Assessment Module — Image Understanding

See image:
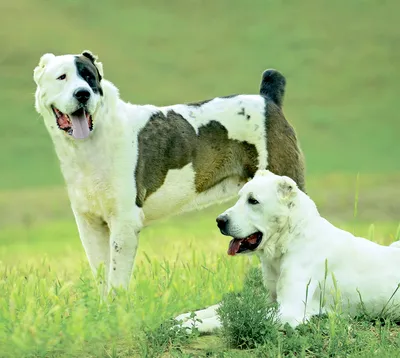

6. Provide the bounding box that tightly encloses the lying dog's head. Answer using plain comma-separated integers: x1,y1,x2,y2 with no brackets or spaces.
33,50,104,139
216,170,298,256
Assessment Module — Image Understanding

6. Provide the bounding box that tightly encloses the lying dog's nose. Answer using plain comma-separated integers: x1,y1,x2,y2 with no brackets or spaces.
74,88,91,104
216,215,228,231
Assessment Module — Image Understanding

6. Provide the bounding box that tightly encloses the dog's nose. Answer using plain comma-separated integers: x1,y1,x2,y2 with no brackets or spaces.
74,88,91,104
216,214,228,231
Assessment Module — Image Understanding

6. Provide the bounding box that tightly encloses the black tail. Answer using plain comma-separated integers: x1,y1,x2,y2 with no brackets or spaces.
259,69,286,108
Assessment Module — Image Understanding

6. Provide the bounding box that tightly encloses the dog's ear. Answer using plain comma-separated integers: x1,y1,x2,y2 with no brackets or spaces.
33,53,55,84
81,50,104,79
277,176,297,202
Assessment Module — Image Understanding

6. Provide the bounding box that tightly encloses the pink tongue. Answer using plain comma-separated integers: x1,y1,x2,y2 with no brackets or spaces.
228,239,243,256
70,109,90,139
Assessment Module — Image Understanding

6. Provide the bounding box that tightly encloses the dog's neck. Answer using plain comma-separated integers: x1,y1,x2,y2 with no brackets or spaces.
259,191,320,261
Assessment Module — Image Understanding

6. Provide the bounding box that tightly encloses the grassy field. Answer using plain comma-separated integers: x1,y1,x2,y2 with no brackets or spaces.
1,213,400,357
1,0,400,356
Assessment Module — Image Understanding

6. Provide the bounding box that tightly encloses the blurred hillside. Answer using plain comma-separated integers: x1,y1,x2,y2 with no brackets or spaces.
0,0,399,191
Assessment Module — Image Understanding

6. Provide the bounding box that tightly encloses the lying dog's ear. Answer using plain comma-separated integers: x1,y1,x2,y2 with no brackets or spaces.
33,53,56,84
81,50,104,79
277,176,297,202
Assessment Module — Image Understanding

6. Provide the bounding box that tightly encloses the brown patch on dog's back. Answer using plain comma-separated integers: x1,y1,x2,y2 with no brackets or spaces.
193,121,257,192
135,111,197,207
265,102,306,192
135,113,258,207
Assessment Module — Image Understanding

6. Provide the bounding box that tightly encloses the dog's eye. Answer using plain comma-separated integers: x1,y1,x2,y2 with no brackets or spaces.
248,197,259,205
83,71,93,82
57,74,66,80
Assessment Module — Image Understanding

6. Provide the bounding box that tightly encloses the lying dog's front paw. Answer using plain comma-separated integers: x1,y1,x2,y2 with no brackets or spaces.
174,311,193,323
181,317,201,333
173,312,202,334
181,315,221,334
174,312,221,334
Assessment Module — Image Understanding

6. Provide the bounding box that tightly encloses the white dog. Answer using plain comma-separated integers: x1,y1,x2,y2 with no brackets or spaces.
177,170,400,330
33,50,305,297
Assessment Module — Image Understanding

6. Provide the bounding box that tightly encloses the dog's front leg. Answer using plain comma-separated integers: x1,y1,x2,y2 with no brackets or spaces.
73,211,110,297
277,279,318,328
260,257,278,303
107,209,143,293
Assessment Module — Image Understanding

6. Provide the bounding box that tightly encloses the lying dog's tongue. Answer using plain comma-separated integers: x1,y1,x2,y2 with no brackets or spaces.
70,108,90,139
228,238,243,256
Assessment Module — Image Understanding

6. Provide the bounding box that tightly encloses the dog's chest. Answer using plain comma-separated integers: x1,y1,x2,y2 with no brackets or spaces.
70,171,115,217
61,147,118,218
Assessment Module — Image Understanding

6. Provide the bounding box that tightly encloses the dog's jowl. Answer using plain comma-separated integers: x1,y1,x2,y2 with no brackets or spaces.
33,50,305,296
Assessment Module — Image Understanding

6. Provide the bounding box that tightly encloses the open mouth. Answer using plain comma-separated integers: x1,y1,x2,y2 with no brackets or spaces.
52,106,93,139
227,232,263,256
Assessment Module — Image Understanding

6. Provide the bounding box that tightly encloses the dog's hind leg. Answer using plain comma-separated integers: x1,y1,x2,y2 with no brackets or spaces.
107,206,143,293
73,211,110,298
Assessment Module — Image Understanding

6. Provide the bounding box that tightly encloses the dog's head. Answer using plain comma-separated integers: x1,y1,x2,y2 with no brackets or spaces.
216,170,298,256
33,50,104,139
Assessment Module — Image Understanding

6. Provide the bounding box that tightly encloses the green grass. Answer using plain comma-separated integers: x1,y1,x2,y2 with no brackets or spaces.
0,208,400,357
1,0,400,356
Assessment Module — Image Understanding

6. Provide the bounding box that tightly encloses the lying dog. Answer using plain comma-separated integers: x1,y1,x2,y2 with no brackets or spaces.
177,170,400,330
33,50,305,296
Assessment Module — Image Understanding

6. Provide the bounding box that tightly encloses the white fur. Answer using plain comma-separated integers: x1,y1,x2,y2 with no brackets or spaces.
33,52,269,295
178,170,400,331
175,304,221,333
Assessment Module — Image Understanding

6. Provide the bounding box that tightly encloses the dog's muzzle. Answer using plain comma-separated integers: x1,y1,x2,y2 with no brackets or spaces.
216,214,263,256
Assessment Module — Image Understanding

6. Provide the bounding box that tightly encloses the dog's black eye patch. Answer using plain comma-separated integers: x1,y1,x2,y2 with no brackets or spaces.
81,69,94,83
74,55,103,96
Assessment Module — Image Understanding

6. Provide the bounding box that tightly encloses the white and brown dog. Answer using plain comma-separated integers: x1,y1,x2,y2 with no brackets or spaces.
33,51,305,297
178,170,400,331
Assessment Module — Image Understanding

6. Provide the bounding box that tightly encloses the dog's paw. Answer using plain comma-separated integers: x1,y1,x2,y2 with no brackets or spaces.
174,311,221,334
174,304,222,334
198,315,222,333
173,312,201,334
180,316,221,334
175,311,193,323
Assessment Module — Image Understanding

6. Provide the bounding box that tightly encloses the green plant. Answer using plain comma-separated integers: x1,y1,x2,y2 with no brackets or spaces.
140,317,198,357
217,267,280,349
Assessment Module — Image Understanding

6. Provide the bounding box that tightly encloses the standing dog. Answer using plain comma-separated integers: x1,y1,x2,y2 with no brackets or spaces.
33,51,305,296
178,170,400,331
